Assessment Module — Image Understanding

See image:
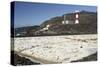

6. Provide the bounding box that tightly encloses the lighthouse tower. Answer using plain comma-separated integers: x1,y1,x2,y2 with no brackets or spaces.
75,10,79,24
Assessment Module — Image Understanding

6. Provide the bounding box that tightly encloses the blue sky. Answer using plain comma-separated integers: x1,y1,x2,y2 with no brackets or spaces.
14,1,97,28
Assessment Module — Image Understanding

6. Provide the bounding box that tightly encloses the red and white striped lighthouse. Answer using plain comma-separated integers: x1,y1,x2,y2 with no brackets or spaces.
75,10,79,24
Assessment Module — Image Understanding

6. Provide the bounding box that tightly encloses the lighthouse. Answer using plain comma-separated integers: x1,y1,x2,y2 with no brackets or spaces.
75,10,79,24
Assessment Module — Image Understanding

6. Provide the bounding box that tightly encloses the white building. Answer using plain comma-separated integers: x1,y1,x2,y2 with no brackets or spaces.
62,20,74,24
62,10,80,24
75,10,80,24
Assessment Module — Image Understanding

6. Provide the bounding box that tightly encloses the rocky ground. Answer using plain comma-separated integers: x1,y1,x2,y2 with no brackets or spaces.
11,34,97,65
11,51,40,66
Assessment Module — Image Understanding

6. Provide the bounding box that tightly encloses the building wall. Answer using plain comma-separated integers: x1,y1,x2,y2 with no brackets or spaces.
62,20,75,24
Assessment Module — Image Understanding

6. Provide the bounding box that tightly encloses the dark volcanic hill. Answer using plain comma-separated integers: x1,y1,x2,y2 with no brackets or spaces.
14,26,40,37
13,11,97,37
39,11,97,35
41,11,97,27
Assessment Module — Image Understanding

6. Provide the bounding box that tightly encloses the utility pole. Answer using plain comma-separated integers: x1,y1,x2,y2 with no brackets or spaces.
64,14,66,24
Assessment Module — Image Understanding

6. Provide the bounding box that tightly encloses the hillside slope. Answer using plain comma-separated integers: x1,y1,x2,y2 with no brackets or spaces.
14,11,97,37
